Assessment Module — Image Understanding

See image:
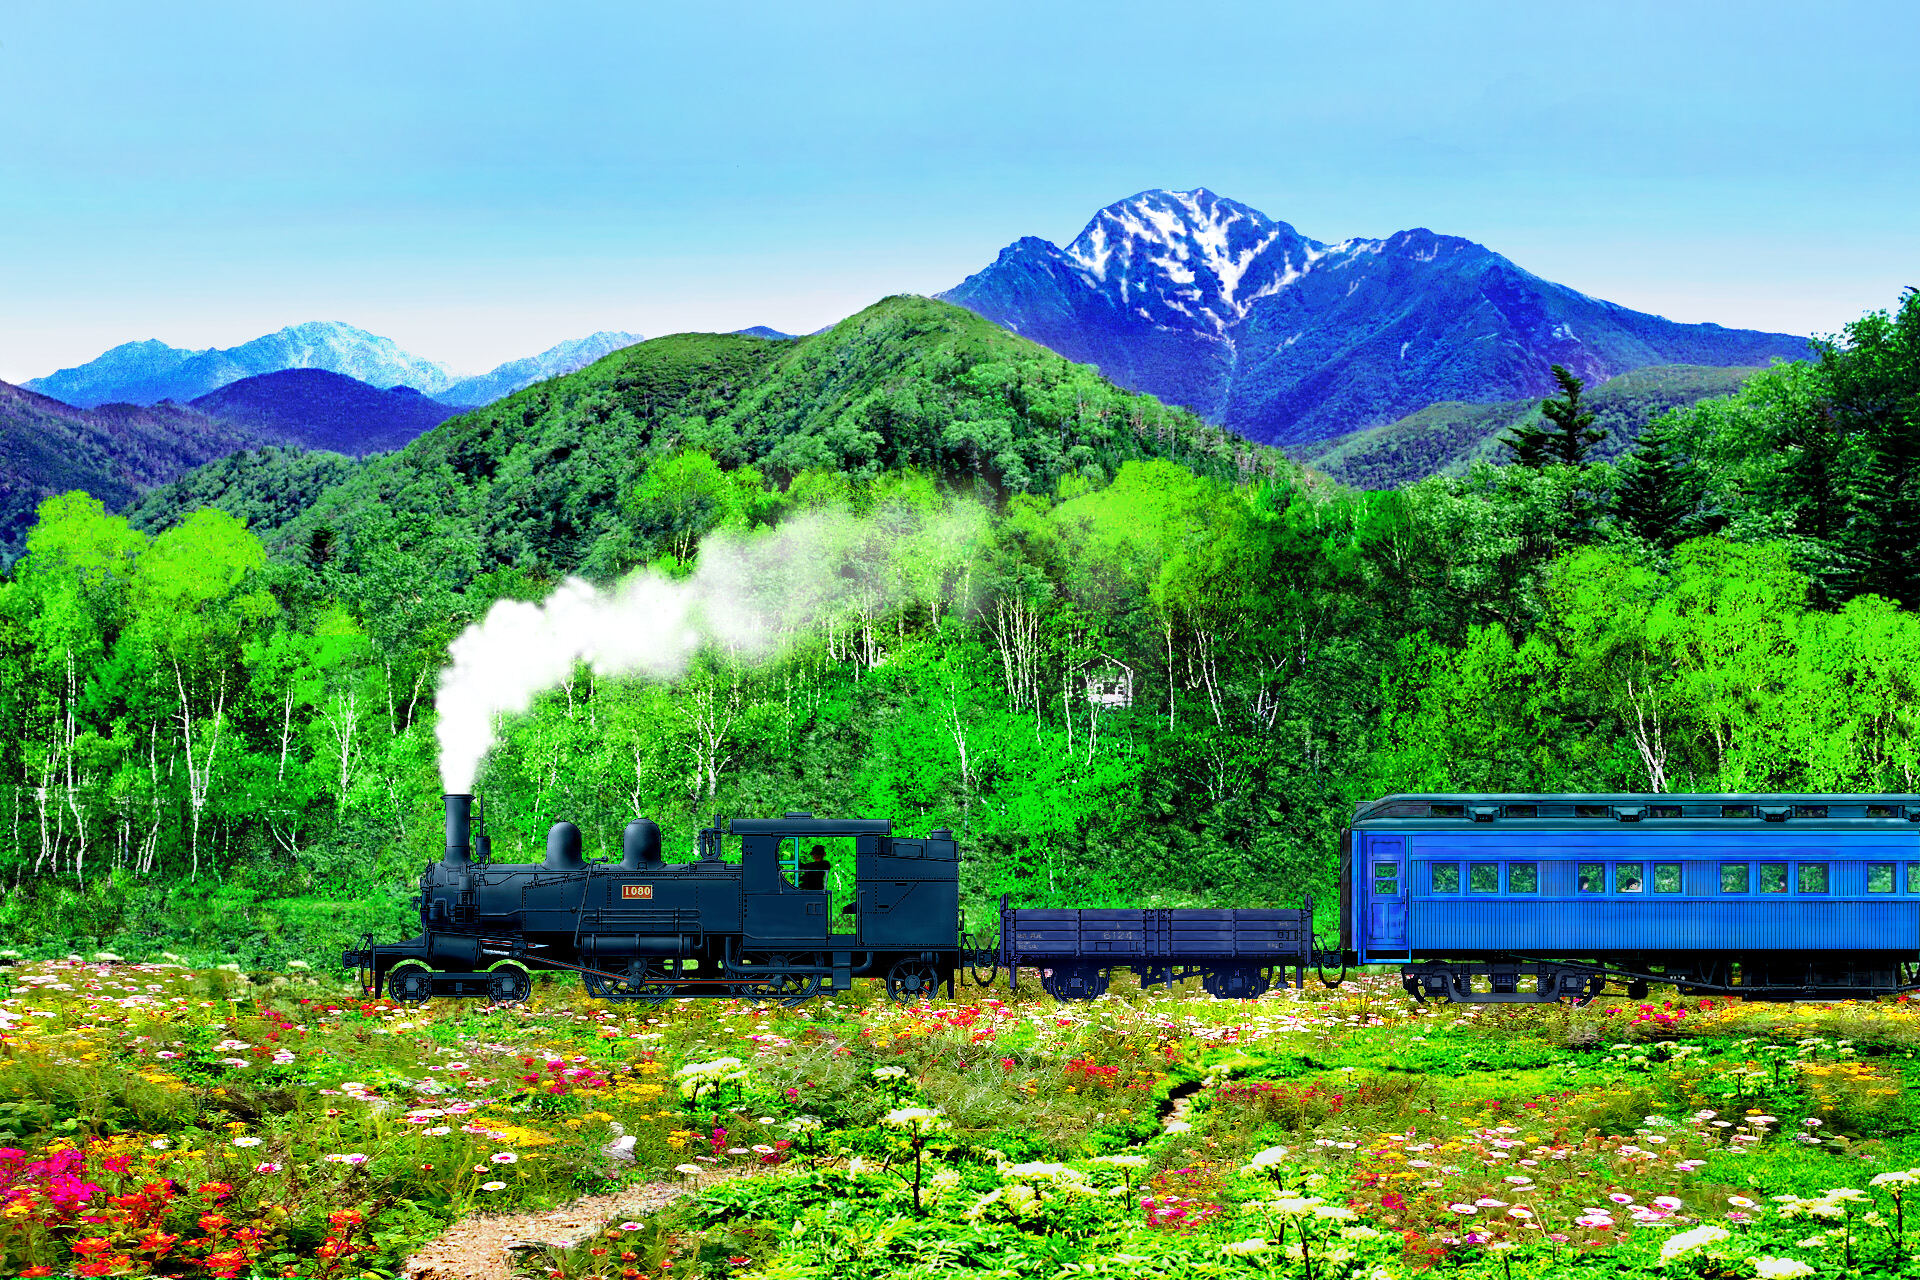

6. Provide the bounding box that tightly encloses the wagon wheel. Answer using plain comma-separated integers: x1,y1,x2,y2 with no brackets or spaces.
1042,964,1108,1001
886,958,942,1005
388,961,434,1007
486,962,533,1006
1202,965,1266,1000
1565,973,1609,1008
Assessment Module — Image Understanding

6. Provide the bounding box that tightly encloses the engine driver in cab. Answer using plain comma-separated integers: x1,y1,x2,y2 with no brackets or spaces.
799,844,831,892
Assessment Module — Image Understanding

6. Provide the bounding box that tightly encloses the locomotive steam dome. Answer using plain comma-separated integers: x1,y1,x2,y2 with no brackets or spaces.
622,819,663,869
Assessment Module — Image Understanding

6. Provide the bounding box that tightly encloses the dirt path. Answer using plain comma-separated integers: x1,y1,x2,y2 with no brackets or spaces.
408,1087,1204,1278
401,1176,712,1280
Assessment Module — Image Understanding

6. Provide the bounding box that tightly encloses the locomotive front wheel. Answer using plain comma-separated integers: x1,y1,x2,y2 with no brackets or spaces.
487,963,533,1006
389,962,434,1007
885,959,942,1005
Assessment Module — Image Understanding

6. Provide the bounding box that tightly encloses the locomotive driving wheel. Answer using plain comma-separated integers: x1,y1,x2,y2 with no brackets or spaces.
744,953,822,1006
885,958,942,1005
486,962,533,1006
388,961,434,1007
583,958,682,1003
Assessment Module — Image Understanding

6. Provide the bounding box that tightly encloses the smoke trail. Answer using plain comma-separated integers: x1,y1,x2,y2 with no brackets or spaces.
433,504,986,792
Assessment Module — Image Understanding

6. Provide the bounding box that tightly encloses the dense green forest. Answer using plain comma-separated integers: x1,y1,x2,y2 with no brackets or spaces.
2,291,1916,966
1290,363,1760,489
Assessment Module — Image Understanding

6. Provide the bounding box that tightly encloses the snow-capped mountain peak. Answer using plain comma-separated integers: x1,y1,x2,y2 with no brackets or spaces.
939,187,1814,446
1063,188,1325,330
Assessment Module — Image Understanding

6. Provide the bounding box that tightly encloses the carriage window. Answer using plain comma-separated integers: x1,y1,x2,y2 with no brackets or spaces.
1508,862,1538,893
1722,805,1755,818
1373,862,1400,896
1429,804,1465,818
1469,863,1500,893
1760,863,1788,893
1794,805,1829,819
1575,804,1610,818
1721,863,1750,893
1911,863,1920,894
1431,863,1460,892
1503,805,1537,818
1577,863,1604,893
1653,863,1682,893
1868,863,1895,893
1650,804,1683,818
1868,804,1902,818
1615,863,1644,893
1797,864,1829,893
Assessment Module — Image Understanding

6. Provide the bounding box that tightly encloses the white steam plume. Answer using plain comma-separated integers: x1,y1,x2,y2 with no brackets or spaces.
434,505,985,793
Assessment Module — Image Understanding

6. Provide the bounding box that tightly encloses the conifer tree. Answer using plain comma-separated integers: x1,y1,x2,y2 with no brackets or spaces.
1500,413,1552,469
1611,415,1701,548
1503,364,1604,468
1835,290,1920,605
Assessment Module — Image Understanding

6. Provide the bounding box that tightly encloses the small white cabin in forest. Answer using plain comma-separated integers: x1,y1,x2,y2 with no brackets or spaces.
1077,656,1134,709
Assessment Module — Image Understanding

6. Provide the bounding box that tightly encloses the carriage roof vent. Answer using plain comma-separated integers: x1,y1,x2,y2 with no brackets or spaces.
1468,805,1499,822
1614,805,1646,822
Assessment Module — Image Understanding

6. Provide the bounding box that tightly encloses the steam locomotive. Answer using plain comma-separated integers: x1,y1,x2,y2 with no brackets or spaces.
344,791,1920,1006
345,795,963,1006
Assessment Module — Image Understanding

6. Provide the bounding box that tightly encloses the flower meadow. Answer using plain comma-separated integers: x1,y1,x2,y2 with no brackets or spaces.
7,961,1920,1277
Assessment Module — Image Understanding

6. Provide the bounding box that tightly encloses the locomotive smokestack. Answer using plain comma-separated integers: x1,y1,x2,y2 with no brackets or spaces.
444,793,473,866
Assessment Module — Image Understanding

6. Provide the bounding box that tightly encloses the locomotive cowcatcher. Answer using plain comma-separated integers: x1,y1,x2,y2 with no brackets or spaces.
343,794,961,1006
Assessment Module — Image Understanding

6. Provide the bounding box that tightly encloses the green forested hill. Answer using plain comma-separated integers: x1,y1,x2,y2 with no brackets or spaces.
1292,364,1762,488
0,379,269,560
135,296,1279,582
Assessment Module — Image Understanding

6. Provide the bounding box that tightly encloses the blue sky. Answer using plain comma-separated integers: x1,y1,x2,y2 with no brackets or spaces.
3,0,1915,384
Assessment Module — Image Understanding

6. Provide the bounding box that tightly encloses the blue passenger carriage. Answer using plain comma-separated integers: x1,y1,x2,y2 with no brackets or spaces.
1346,794,1920,1002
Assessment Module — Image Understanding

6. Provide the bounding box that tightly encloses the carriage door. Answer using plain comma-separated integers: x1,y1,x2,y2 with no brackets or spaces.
1366,837,1409,960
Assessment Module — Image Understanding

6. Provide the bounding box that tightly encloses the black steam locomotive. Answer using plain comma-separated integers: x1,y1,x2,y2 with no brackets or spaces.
345,794,965,1006
343,793,1321,1006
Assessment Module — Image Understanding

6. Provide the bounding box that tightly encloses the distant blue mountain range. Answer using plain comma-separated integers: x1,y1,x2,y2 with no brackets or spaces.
188,369,464,456
940,188,1812,446
25,322,642,410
